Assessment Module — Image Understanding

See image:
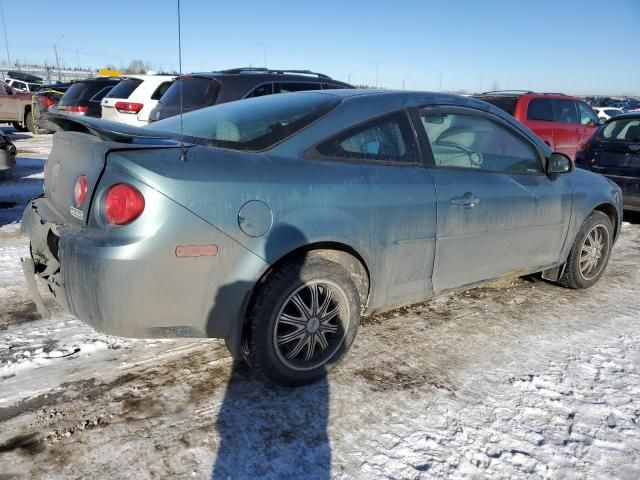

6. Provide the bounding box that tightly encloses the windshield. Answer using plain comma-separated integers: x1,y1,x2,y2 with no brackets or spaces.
600,118,640,142
146,92,341,151
159,77,221,109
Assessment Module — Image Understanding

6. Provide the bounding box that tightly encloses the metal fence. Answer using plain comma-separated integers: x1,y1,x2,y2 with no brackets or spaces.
0,65,96,84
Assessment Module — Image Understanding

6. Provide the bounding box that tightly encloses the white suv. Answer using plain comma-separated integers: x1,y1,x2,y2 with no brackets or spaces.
101,74,176,126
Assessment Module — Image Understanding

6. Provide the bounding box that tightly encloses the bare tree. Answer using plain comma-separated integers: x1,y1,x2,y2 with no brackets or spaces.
125,59,147,74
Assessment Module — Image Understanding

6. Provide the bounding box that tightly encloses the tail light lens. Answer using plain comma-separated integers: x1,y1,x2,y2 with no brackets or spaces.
67,105,88,115
104,184,145,225
114,102,144,114
74,175,88,206
42,96,55,108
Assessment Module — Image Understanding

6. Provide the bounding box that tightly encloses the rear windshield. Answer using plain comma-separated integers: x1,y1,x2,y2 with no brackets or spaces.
146,92,340,151
600,118,640,142
605,109,622,118
473,95,518,115
105,78,143,99
60,82,115,105
159,77,220,109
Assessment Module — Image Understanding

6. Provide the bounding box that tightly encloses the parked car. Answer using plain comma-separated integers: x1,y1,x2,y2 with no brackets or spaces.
57,78,120,117
0,131,16,178
100,74,176,126
148,67,351,122
22,90,622,386
5,70,42,92
0,82,36,132
473,91,599,160
32,83,74,134
592,107,624,122
576,112,640,212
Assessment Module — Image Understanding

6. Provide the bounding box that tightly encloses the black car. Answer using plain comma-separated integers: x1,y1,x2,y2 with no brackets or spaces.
32,82,74,133
56,78,120,118
576,113,640,211
149,67,352,122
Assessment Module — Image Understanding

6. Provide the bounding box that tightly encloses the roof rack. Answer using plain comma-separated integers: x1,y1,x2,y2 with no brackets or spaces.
480,90,533,95
218,67,331,79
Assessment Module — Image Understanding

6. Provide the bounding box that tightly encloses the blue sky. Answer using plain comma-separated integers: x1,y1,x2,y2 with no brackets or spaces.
2,0,639,94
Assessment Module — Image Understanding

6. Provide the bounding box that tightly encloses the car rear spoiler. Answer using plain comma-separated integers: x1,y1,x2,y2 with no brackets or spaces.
45,112,179,145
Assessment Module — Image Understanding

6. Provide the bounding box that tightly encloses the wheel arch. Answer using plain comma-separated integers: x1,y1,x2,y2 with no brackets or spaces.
228,241,372,358
593,202,619,239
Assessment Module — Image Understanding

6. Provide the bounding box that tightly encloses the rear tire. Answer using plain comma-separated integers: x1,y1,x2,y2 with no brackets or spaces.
244,256,360,387
25,111,36,134
558,211,613,289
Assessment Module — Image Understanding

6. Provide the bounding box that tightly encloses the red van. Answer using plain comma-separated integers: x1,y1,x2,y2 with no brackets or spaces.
473,91,599,160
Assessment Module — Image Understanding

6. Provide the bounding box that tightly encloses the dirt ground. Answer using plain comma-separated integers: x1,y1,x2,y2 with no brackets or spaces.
1,131,639,479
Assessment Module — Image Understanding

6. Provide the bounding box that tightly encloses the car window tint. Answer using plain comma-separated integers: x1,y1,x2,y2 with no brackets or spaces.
526,98,554,121
322,83,348,90
601,118,640,142
474,95,519,115
553,99,578,124
105,79,143,99
276,82,323,93
90,86,114,102
577,102,598,126
147,92,340,152
419,111,541,174
150,81,174,100
317,112,418,163
246,83,273,98
160,77,220,109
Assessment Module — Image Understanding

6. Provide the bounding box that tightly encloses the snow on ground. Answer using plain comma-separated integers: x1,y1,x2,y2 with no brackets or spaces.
1,130,639,479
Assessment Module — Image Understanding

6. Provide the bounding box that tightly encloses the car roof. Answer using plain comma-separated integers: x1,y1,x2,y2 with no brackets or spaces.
604,112,640,121
474,91,583,101
120,74,177,81
182,68,348,84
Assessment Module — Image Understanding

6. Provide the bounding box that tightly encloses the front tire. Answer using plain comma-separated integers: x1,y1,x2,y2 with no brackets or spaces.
245,256,361,387
558,211,613,289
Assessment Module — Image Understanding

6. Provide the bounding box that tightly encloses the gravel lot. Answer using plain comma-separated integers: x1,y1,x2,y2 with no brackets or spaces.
1,130,639,479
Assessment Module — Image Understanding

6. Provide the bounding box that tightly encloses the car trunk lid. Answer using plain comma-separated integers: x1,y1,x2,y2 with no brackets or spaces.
43,113,182,227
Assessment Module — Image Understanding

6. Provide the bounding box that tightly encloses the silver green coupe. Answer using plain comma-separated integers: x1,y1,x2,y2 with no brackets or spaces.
22,90,623,386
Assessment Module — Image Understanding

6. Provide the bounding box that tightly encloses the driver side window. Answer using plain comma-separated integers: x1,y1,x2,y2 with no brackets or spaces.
418,110,542,174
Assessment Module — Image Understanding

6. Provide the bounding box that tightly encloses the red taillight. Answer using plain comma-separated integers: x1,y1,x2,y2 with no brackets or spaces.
67,105,88,115
104,184,145,225
114,102,144,114
43,97,55,108
74,175,88,206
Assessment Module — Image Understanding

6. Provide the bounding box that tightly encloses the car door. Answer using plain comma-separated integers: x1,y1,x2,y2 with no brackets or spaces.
551,98,580,159
312,110,438,308
576,101,599,148
413,106,571,293
0,84,18,120
523,97,556,149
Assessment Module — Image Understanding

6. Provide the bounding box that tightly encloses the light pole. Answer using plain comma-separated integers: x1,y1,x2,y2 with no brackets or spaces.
256,42,267,68
0,2,10,66
53,34,65,81
348,71,356,84
438,71,442,92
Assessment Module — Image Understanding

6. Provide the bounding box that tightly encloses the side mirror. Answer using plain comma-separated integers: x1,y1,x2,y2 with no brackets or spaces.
598,117,606,125
547,152,573,175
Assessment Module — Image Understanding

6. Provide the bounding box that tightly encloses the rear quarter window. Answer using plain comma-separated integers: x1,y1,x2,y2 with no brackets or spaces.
151,81,174,100
474,96,519,116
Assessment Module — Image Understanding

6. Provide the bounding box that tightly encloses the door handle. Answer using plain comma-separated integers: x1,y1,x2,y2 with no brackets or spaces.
450,192,480,208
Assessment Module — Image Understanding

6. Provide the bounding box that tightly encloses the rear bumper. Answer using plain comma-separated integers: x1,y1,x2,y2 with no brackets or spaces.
21,195,269,347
